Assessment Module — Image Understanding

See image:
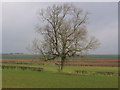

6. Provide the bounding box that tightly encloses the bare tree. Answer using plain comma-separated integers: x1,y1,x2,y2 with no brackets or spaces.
30,3,100,71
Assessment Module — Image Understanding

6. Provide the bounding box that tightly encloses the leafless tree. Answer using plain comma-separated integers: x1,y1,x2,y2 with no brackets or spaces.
30,3,100,71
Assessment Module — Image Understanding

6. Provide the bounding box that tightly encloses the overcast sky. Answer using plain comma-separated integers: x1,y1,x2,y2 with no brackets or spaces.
2,2,118,54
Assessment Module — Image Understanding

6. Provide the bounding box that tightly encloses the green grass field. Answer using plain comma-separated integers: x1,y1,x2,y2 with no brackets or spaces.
2,62,119,88
2,69,118,88
1,54,119,88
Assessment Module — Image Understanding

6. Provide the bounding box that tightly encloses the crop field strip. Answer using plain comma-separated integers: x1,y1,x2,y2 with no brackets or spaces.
1,59,119,76
1,55,119,75
1,59,119,67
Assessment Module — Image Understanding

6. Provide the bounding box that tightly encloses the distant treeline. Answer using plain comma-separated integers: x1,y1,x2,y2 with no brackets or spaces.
3,53,24,55
2,54,118,60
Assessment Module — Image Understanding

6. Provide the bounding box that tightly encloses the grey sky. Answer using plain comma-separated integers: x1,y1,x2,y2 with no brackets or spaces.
0,2,2,54
2,2,118,54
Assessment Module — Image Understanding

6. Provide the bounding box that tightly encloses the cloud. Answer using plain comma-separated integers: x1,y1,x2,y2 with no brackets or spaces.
2,2,118,54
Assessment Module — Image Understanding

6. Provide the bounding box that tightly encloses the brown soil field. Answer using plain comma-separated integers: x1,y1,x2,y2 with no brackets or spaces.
1,59,119,67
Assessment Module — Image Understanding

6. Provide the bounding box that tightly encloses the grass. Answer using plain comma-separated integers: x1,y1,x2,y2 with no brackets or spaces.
2,69,118,88
2,54,119,88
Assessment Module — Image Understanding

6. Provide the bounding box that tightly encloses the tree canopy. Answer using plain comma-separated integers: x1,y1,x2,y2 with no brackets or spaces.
29,3,100,71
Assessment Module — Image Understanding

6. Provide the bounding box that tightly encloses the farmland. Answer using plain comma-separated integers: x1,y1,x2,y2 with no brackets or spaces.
2,54,119,67
2,54,118,60
1,54,119,88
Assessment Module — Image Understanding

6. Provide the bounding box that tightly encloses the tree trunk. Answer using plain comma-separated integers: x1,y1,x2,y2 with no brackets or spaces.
58,56,65,72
